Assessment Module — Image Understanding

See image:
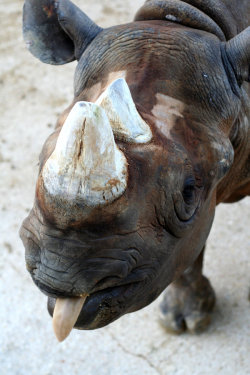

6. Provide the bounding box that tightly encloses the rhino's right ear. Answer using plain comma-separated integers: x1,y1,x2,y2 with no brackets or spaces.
226,27,250,85
23,0,102,65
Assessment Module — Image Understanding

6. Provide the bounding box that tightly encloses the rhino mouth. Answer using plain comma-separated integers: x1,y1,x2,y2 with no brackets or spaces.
47,280,144,341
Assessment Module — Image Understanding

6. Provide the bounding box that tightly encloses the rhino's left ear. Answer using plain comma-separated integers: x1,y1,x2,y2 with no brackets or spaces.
226,27,250,84
23,0,102,65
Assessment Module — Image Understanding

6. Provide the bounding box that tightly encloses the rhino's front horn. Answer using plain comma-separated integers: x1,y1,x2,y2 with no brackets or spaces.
41,102,128,208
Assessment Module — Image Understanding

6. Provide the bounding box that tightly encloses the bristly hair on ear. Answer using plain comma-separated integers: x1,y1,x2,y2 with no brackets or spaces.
23,0,102,65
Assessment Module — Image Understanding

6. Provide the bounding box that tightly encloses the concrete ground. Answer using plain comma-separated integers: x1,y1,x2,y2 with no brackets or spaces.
0,1,249,374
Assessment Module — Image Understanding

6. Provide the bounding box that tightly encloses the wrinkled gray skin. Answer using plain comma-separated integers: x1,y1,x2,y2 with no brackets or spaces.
20,0,250,333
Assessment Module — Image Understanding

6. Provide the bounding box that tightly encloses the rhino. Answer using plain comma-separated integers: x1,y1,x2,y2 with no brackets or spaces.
20,0,250,342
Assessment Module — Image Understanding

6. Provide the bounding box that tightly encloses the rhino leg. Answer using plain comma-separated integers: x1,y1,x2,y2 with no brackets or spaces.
159,247,216,334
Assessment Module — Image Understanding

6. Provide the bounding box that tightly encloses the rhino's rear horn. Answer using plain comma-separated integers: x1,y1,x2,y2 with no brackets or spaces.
226,27,250,84
96,78,152,143
23,0,102,64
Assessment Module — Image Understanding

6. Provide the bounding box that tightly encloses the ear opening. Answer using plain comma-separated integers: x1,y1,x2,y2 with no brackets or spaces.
226,27,250,85
23,0,102,65
56,0,102,60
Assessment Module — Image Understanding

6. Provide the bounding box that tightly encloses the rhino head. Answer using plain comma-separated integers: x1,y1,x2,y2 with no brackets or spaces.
20,0,250,341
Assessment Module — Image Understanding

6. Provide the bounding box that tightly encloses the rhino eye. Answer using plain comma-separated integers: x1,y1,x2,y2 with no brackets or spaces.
174,176,203,224
182,177,196,205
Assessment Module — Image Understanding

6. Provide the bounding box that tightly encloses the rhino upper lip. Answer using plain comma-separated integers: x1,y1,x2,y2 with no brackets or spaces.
48,278,143,330
81,278,141,303
33,261,148,299
47,278,144,341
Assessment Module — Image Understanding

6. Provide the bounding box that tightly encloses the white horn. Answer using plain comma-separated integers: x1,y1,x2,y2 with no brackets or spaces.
42,102,127,206
96,78,152,143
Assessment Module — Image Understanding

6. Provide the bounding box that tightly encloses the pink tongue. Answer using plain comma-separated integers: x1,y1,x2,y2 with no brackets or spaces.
53,295,88,342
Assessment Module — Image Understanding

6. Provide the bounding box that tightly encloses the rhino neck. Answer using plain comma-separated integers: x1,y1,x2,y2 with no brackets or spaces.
136,0,249,41
179,0,236,39
217,90,250,204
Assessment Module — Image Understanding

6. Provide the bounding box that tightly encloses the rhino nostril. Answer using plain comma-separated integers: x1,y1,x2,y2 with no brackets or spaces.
33,279,72,299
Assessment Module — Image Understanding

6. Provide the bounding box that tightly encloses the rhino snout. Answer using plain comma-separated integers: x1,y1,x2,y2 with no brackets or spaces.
25,237,143,299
